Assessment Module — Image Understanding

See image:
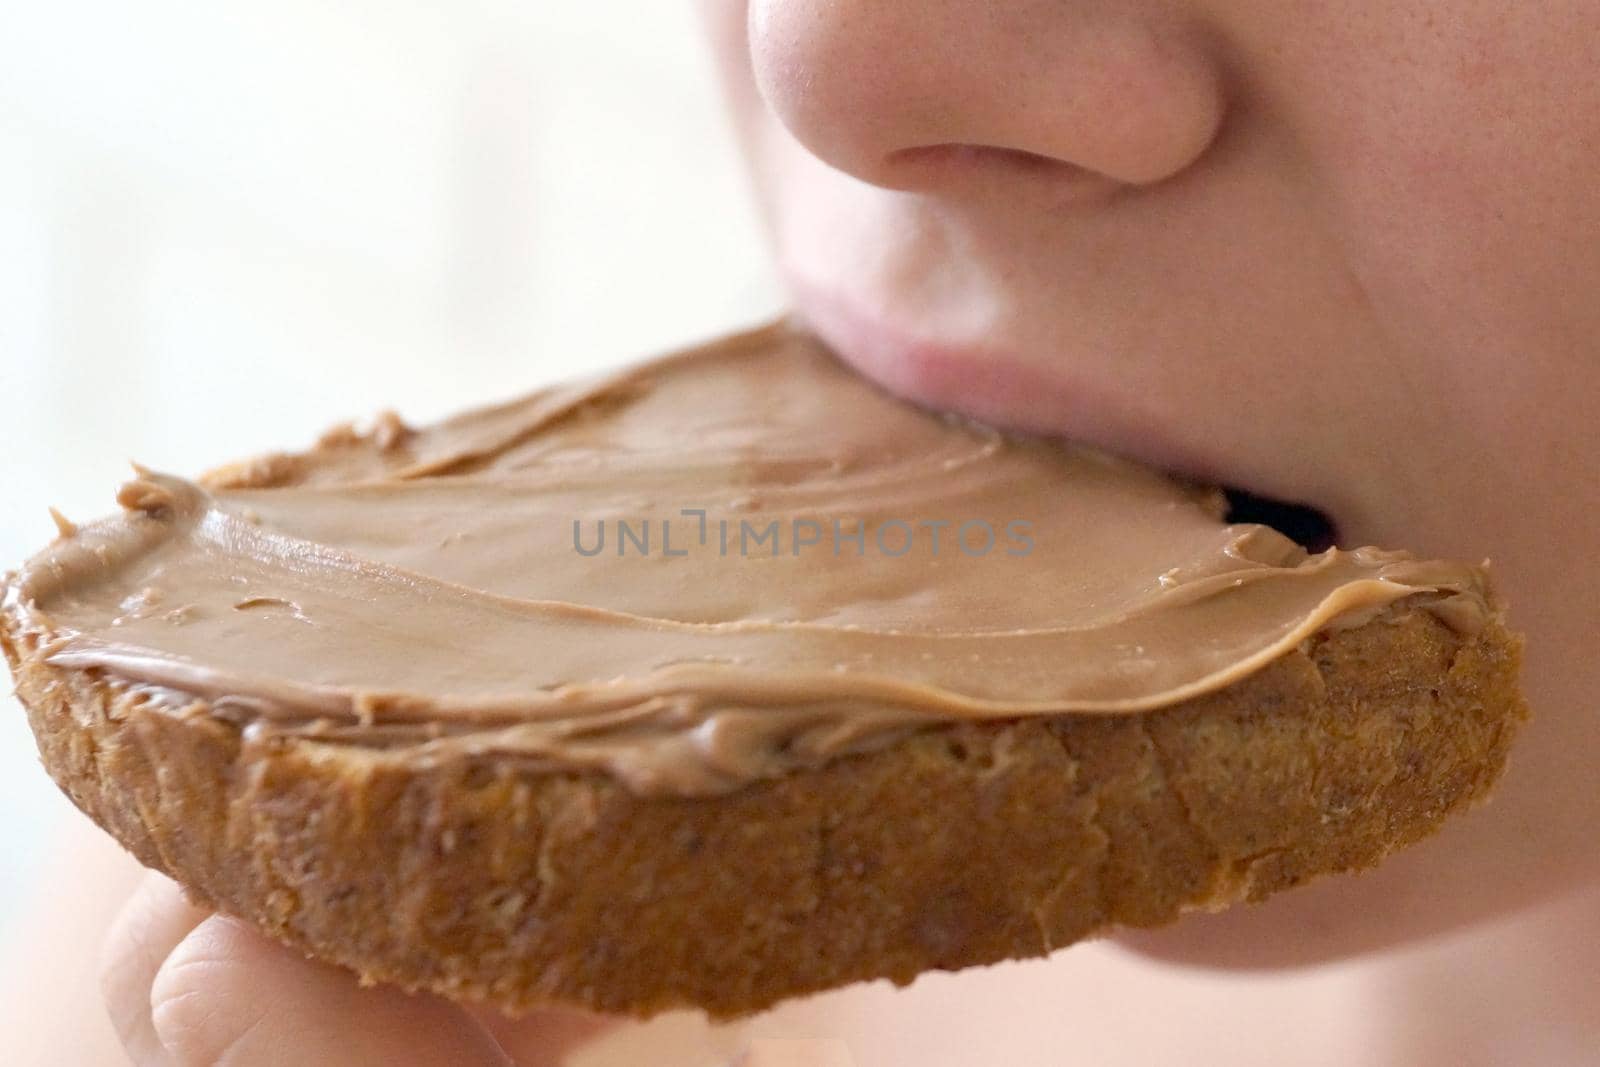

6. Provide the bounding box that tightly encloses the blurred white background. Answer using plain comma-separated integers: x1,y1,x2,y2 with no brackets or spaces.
0,0,780,936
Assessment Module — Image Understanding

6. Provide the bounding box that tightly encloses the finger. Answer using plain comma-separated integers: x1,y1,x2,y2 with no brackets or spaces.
149,913,516,1067
100,871,212,1067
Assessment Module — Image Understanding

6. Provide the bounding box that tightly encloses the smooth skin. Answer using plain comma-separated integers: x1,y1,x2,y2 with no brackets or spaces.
17,2,1600,1063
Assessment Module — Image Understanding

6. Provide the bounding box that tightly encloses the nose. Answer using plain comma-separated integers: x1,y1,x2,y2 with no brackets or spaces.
747,0,1227,193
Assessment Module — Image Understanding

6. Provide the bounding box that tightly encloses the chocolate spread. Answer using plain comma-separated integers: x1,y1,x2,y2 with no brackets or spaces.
2,322,1493,794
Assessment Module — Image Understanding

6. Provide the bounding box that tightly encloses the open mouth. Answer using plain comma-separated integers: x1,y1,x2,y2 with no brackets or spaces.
1222,486,1340,554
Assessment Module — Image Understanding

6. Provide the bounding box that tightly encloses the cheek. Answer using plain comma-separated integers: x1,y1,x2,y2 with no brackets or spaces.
1283,7,1600,425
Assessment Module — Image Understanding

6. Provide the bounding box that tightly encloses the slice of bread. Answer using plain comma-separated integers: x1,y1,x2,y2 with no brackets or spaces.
2,600,1523,1018
0,324,1525,1019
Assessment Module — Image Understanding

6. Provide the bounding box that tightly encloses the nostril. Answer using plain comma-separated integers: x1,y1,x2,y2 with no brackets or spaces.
882,143,1119,197
891,144,1080,174
1222,487,1341,553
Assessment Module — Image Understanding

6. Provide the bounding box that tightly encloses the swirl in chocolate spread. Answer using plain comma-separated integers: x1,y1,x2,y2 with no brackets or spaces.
2,322,1494,794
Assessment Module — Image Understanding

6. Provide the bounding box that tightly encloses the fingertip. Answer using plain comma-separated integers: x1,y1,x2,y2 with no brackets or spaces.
147,915,262,1066
100,871,211,1065
100,872,208,985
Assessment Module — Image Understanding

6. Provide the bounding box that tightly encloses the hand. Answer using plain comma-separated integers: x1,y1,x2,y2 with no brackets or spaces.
101,871,616,1066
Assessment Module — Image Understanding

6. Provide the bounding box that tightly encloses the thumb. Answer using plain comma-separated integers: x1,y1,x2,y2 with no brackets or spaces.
150,914,514,1067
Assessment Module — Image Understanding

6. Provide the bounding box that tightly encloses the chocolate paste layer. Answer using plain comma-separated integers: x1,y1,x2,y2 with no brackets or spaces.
3,322,1493,794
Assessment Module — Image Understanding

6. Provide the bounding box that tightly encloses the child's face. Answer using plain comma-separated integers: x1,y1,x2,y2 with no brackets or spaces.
702,1,1600,961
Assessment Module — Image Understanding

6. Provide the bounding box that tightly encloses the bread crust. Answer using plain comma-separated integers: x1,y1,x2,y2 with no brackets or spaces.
2,596,1523,1018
